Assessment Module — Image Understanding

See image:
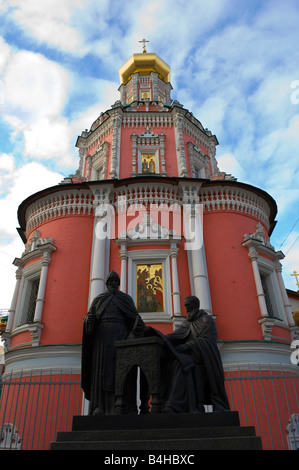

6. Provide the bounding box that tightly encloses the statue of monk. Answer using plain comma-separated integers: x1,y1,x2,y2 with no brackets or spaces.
161,295,230,413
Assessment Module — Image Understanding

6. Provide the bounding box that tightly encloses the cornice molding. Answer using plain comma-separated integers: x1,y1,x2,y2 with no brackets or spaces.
25,188,94,236
23,180,273,237
3,344,82,379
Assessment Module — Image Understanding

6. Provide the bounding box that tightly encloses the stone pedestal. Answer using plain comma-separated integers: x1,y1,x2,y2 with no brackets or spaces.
51,412,263,450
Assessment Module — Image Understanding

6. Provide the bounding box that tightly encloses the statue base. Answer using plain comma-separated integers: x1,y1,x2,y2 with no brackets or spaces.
51,411,262,450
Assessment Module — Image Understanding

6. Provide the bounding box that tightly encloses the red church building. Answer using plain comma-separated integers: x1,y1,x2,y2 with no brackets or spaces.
1,47,298,450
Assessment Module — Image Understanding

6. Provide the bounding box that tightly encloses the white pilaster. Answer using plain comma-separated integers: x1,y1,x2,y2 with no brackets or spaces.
119,243,127,293
184,205,212,314
89,216,107,304
6,264,22,333
247,247,269,318
170,242,181,316
276,262,295,326
33,251,51,323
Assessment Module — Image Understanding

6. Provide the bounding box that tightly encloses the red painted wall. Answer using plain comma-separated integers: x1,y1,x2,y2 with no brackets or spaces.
204,211,265,341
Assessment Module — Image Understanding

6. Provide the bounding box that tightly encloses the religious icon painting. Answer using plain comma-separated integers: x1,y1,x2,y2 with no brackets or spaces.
136,263,164,313
141,153,156,174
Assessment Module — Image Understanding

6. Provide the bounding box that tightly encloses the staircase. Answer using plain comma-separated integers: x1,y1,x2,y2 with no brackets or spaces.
51,411,263,450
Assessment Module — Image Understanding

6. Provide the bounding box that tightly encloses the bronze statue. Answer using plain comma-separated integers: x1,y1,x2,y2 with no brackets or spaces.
81,271,146,415
161,295,230,413
81,272,229,415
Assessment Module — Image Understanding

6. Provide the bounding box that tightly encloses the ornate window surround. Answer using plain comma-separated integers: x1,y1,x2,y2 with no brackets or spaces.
89,141,109,181
130,127,166,177
114,212,183,324
4,231,56,348
16,261,42,328
243,223,297,341
187,141,210,178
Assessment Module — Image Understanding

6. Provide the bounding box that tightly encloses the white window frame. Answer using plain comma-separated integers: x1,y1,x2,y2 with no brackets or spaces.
138,148,160,175
127,249,172,323
14,260,42,329
140,89,151,101
257,257,286,322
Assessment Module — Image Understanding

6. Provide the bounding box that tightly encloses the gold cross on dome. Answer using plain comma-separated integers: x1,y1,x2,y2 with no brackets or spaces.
139,38,149,53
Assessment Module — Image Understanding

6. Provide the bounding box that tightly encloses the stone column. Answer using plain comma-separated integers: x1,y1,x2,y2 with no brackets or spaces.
184,205,212,314
276,261,295,326
119,243,127,293
6,262,22,332
33,251,51,323
247,247,269,318
89,215,107,304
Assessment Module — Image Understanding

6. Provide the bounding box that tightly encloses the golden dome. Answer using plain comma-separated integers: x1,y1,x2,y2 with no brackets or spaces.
119,53,170,85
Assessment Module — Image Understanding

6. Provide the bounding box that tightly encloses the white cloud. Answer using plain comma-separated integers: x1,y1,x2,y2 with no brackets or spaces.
3,50,70,122
0,36,11,74
216,153,246,181
1,49,76,167
22,117,76,167
0,153,14,195
6,0,85,52
0,236,24,308
0,160,63,239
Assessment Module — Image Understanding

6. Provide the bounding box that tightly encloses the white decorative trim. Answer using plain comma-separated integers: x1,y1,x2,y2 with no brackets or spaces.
173,111,188,177
114,182,181,209
123,113,173,129
110,113,122,178
24,183,272,237
244,222,275,250
126,212,170,240
286,414,299,450
25,189,94,235
220,340,298,370
199,187,271,228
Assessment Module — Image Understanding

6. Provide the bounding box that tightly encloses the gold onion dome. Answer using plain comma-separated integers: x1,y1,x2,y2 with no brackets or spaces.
119,52,171,85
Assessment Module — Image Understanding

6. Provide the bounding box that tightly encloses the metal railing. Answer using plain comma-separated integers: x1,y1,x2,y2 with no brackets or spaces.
0,364,298,450
225,363,299,450
0,369,87,450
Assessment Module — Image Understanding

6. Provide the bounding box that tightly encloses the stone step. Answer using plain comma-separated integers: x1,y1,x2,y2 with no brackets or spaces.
55,424,256,443
51,412,263,451
51,435,263,450
72,411,240,431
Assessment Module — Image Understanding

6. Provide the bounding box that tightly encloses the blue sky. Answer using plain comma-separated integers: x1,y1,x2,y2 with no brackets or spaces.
0,0,299,308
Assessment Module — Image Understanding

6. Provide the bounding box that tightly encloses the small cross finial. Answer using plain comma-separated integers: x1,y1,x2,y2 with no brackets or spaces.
139,38,149,53
291,270,299,292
